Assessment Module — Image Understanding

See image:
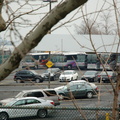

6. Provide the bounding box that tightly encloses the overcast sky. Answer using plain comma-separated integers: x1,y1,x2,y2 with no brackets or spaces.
1,0,119,42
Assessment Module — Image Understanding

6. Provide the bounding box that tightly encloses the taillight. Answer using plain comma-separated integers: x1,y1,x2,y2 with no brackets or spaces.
50,102,55,105
108,75,111,78
95,87,98,91
97,75,101,77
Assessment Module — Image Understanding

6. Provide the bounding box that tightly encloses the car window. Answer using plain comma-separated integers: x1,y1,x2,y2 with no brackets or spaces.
24,92,44,97
13,100,26,106
27,71,33,75
44,90,57,96
78,84,85,89
32,92,44,97
26,99,40,104
69,85,77,91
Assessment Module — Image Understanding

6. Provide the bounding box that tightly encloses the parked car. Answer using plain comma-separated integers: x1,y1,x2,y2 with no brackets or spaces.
42,68,61,81
14,70,43,83
0,97,54,120
2,89,60,106
81,70,98,82
59,70,78,82
97,71,117,83
55,80,98,99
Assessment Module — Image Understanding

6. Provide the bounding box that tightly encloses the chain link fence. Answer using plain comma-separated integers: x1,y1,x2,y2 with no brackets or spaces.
0,106,119,120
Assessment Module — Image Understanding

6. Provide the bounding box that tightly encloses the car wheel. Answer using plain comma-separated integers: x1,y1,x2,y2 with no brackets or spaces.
35,78,41,83
37,109,47,118
86,92,93,98
76,76,78,80
112,79,116,83
67,65,72,70
0,112,8,120
16,79,22,83
71,77,73,81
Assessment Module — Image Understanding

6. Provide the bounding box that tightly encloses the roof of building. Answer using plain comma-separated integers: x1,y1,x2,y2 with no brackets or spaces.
34,34,120,53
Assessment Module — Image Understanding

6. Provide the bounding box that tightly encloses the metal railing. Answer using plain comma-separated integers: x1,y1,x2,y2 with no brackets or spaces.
0,106,119,120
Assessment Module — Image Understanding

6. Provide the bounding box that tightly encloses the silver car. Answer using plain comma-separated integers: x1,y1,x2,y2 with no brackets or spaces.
1,89,60,106
0,97,54,120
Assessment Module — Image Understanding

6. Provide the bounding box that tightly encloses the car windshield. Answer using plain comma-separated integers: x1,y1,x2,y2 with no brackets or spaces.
63,71,73,75
100,72,113,75
63,86,67,90
44,70,52,74
3,100,16,107
84,71,96,75
15,92,23,98
30,70,38,75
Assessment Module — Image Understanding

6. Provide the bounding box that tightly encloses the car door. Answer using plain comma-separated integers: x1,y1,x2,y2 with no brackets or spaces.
76,84,87,97
26,71,34,81
64,85,78,98
12,99,28,117
25,99,41,116
73,71,78,80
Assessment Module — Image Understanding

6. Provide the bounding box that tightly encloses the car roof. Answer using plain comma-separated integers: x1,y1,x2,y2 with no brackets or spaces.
20,89,56,93
85,70,97,72
63,70,75,72
47,68,60,70
15,97,42,100
68,80,87,85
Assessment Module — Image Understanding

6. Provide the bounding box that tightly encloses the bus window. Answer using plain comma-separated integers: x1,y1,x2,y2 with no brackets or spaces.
87,54,99,70
76,54,87,69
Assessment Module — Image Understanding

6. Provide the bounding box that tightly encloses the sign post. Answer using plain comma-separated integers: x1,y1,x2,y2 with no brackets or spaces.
46,61,54,88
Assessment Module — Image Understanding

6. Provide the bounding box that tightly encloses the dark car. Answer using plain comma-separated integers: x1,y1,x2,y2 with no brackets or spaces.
14,70,43,83
81,70,98,82
42,68,61,81
55,80,98,99
97,71,117,83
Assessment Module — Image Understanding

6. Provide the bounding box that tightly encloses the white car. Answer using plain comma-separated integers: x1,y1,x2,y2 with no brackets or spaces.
1,89,60,106
0,97,55,120
59,70,78,82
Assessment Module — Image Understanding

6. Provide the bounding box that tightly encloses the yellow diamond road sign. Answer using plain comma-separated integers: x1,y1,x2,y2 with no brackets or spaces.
46,61,54,68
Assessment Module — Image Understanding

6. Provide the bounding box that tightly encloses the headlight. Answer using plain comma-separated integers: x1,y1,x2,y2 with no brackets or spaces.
50,73,54,76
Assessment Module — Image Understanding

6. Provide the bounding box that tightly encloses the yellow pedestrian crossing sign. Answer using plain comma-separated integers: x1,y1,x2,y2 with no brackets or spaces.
46,61,54,68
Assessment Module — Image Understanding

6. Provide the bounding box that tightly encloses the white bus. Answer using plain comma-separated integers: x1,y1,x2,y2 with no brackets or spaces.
50,52,87,70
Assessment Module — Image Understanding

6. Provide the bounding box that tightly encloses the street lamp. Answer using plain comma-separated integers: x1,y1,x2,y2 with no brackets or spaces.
43,0,57,12
43,0,58,88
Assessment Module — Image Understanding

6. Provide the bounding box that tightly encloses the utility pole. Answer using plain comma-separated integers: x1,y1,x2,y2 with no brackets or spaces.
43,0,57,88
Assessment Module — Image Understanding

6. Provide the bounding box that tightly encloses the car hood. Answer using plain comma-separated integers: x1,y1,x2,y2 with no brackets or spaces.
60,74,72,77
89,83,97,89
54,86,65,91
82,75,95,78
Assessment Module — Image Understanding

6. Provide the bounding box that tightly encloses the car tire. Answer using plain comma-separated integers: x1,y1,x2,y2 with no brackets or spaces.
67,65,72,70
16,78,22,83
86,92,93,98
112,79,116,83
35,78,42,83
0,112,8,120
37,109,47,118
71,77,73,81
76,76,78,80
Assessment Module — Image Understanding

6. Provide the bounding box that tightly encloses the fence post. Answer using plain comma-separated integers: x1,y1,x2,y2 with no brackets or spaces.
106,113,109,120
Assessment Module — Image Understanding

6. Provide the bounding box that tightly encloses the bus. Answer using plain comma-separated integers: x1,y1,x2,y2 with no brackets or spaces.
108,53,120,70
50,52,87,69
86,53,100,70
21,52,49,69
